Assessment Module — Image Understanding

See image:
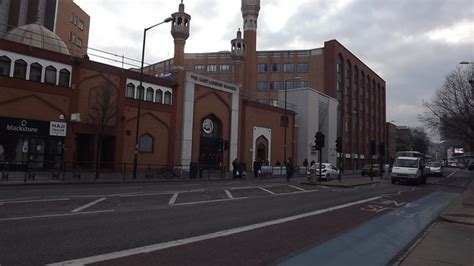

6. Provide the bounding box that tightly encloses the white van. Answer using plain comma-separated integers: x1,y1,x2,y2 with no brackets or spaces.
390,156,426,185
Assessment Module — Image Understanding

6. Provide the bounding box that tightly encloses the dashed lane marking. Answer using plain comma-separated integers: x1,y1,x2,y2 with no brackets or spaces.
168,193,179,205
224,190,234,199
1,198,70,204
71,198,107,213
49,196,380,266
287,185,306,191
0,210,115,222
258,187,277,195
171,197,248,206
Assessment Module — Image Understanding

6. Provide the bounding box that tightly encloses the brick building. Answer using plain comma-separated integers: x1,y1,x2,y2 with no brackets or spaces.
0,1,296,175
146,0,386,170
0,0,90,56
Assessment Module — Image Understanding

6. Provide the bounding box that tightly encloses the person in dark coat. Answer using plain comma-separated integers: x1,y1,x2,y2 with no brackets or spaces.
286,157,294,182
253,158,260,178
232,158,239,179
303,158,309,168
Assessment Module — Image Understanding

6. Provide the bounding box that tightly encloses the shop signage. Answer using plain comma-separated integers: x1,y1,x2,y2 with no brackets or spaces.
190,74,238,91
0,117,66,137
50,122,67,136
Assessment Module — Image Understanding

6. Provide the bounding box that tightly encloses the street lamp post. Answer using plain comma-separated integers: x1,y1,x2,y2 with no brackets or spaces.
133,17,173,179
283,77,301,165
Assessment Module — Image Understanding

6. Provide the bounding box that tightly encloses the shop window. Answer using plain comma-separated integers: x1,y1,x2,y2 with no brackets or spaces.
164,91,172,105
126,83,135,98
139,134,154,153
29,63,42,81
137,85,145,100
256,81,267,91
0,56,11,76
146,87,154,101
155,89,163,104
45,66,57,85
13,59,27,79
58,69,70,87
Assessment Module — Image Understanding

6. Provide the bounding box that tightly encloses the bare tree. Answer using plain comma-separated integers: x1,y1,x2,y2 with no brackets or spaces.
410,127,430,154
420,67,474,150
87,76,117,180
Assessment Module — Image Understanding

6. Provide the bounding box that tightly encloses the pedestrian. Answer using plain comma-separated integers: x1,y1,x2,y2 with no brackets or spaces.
286,157,294,182
276,160,281,166
310,160,315,166
303,158,308,168
232,158,239,179
253,158,260,178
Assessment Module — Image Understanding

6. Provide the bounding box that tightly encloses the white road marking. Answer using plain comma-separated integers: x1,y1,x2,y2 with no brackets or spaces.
381,189,417,198
0,210,115,222
273,190,319,196
224,190,234,199
446,170,458,178
118,189,204,198
49,196,380,266
1,198,70,204
168,193,179,205
171,197,248,206
287,185,305,191
70,198,106,213
258,187,276,195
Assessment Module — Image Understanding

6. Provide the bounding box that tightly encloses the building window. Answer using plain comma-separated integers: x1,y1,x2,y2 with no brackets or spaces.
257,63,267,73
78,20,84,30
296,80,308,88
283,63,294,72
194,64,205,73
270,81,281,90
76,37,82,48
297,63,308,72
219,64,230,73
256,81,267,91
271,63,280,72
29,63,42,81
284,80,294,89
126,83,135,98
45,66,57,85
137,85,145,100
58,69,70,87
139,134,154,153
164,91,172,105
13,59,27,79
146,87,154,101
0,56,11,76
207,64,217,73
70,13,74,23
155,89,163,103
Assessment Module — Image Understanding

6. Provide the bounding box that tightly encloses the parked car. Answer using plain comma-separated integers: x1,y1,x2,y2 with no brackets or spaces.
468,162,474,171
310,163,339,181
427,161,442,177
361,164,382,176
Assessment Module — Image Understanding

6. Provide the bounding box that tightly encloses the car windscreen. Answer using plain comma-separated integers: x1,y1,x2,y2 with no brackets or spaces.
429,162,441,167
394,158,418,168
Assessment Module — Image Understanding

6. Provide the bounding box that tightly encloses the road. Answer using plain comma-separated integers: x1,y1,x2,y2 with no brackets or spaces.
0,168,471,265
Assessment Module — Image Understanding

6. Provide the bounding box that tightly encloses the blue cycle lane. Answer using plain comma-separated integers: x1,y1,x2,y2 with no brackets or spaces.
278,191,458,266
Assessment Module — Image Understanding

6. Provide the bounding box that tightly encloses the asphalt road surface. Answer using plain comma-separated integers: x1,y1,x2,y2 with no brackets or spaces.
0,168,471,265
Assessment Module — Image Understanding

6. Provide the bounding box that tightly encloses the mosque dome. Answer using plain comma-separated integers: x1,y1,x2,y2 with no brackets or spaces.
4,23,70,55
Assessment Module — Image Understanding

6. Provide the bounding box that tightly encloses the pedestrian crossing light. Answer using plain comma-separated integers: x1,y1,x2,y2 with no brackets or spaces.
315,131,325,150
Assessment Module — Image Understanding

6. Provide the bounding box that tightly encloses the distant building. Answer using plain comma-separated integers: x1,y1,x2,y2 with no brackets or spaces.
386,122,397,162
0,0,90,56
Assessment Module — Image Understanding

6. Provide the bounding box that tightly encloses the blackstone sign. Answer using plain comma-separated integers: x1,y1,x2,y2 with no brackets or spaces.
0,117,66,137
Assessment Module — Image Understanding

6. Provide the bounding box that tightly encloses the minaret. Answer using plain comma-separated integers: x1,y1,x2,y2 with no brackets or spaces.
231,28,245,86
171,0,190,68
241,0,260,93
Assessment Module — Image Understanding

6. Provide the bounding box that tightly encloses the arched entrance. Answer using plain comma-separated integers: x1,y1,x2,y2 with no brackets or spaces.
255,135,269,162
199,115,222,167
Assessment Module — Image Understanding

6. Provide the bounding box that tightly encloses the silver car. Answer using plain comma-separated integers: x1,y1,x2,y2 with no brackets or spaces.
428,161,442,177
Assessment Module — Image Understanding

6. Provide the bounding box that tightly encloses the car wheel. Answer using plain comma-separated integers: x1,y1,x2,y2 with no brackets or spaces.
326,174,331,181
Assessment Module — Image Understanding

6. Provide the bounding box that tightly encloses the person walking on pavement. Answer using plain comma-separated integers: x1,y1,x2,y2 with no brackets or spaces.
253,158,260,178
286,157,294,182
232,158,239,179
303,158,308,168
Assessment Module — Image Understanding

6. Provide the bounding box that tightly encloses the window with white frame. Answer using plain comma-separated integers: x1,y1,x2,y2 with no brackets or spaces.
164,91,172,105
58,69,70,87
146,87,154,101
126,83,135,98
155,89,163,103
0,56,11,76
207,64,217,73
219,64,230,73
29,63,42,81
194,64,205,73
45,66,57,85
13,59,27,79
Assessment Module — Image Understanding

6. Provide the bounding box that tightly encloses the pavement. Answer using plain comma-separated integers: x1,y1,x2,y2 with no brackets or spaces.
395,169,474,266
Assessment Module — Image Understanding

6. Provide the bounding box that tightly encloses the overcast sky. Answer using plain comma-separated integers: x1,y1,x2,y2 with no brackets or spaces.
74,0,473,131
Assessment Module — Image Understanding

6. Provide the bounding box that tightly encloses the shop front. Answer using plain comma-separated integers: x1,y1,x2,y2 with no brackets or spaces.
0,117,67,170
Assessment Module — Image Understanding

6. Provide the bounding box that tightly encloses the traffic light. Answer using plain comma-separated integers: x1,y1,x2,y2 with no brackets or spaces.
378,142,385,156
315,131,325,149
335,137,342,153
